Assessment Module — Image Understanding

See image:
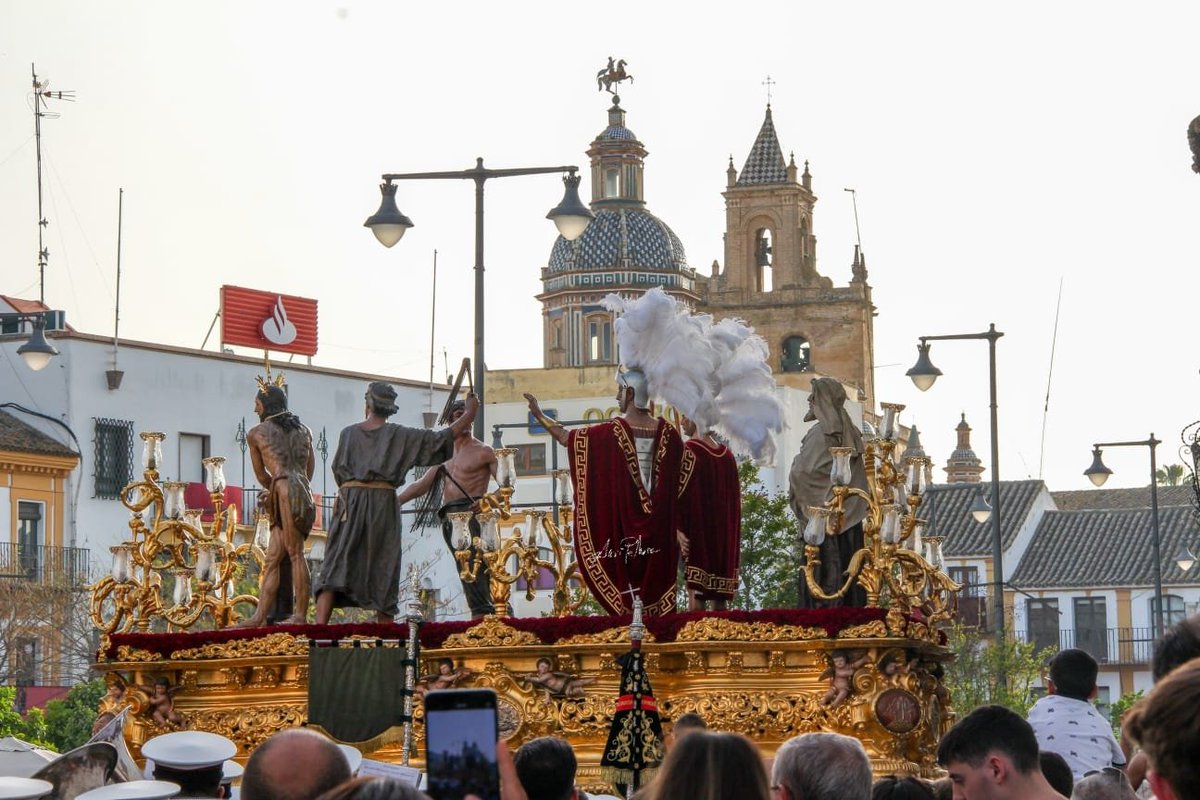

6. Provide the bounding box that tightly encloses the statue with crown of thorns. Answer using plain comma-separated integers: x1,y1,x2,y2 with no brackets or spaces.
235,368,317,627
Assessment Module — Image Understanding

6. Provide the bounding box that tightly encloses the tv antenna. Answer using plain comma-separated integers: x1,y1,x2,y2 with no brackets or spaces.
31,64,75,304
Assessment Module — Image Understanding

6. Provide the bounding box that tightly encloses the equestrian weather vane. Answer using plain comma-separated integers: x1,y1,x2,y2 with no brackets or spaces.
596,56,634,100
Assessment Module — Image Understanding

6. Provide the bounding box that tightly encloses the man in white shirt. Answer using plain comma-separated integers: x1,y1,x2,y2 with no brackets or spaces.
1027,648,1126,780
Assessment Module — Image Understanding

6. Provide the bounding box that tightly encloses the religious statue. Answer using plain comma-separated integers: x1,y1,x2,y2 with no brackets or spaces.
526,367,683,617
789,377,870,607
238,375,316,627
415,658,473,698
313,383,478,624
677,416,741,611
398,399,498,618
525,657,597,704
820,650,867,708
140,677,184,728
92,674,129,735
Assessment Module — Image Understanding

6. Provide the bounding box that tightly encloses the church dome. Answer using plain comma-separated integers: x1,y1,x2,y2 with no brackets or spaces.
546,207,689,274
597,120,638,141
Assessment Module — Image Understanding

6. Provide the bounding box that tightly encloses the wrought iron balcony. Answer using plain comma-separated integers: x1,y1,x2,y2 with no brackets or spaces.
0,542,91,585
1015,626,1157,665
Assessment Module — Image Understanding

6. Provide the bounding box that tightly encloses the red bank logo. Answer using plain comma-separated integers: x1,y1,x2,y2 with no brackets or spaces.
220,285,318,356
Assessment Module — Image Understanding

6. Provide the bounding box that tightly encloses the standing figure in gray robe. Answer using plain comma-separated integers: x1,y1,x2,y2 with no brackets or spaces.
313,383,479,624
788,377,870,608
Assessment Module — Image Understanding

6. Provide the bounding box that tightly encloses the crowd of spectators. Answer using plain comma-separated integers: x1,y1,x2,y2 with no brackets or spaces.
149,612,1199,800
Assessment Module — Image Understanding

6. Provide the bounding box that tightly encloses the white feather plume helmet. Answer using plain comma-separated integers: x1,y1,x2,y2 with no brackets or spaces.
707,317,787,462
603,287,721,432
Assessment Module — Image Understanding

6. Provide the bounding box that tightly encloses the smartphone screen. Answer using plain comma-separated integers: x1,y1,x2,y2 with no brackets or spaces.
424,689,500,800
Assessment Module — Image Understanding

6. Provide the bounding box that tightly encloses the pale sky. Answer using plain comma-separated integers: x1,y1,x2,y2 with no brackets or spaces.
4,1,1200,494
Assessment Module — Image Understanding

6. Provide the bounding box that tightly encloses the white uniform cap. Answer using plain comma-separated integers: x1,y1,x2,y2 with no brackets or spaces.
220,760,243,782
335,744,362,776
141,732,236,771
76,780,181,799
0,777,53,800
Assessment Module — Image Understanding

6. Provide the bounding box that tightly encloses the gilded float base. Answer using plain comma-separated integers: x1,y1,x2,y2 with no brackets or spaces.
96,614,954,790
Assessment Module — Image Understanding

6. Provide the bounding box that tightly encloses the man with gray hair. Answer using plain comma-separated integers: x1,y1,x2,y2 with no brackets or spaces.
771,732,872,800
1070,768,1136,800
525,365,683,616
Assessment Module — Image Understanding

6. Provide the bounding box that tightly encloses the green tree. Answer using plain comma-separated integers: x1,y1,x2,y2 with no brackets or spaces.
1155,463,1186,486
0,686,55,749
733,460,800,610
43,679,105,753
943,623,1055,717
1109,689,1144,740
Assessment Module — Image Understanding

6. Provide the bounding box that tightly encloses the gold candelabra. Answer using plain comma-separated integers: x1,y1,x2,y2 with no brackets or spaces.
89,432,263,650
451,452,582,617
801,403,961,625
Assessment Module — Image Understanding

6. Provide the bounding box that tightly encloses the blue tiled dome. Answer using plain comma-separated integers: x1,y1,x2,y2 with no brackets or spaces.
597,123,638,141
547,208,689,274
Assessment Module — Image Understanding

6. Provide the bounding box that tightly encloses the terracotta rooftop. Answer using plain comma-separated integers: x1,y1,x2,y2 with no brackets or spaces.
1011,505,1200,588
0,410,78,458
924,480,1047,557
1051,485,1194,511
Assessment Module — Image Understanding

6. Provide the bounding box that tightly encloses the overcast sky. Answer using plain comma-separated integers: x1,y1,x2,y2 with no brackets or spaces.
4,1,1200,493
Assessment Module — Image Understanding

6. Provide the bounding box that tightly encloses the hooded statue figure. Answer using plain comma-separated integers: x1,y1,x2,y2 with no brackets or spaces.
788,377,869,608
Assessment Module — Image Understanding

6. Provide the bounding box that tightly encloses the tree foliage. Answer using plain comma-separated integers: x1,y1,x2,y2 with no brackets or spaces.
1155,463,1186,486
0,686,54,749
732,460,800,610
42,679,105,753
943,623,1055,717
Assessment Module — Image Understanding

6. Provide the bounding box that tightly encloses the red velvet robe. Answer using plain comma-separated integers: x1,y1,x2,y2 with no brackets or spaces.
569,417,683,616
679,438,740,600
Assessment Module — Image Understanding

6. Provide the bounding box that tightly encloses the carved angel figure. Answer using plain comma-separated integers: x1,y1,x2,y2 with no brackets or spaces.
820,650,867,708
139,676,184,727
525,656,597,704
415,658,473,698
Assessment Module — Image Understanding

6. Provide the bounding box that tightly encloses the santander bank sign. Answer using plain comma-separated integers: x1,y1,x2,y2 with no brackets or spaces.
219,285,318,357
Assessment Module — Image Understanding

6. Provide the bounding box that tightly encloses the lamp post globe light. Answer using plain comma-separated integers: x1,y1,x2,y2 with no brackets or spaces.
1082,436,1166,638
907,323,1007,641
364,160,593,439
2,311,62,371
1175,548,1196,573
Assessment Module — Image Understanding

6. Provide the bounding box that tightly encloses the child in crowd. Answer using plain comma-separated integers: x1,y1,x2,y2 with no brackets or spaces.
1026,648,1125,780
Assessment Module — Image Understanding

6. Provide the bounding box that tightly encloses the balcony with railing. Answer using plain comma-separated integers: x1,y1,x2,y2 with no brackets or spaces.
1015,627,1156,666
0,542,91,585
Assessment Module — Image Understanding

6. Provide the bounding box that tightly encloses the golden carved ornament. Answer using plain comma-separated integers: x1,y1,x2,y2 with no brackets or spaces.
115,646,161,663
184,703,307,751
663,691,848,738
556,627,656,645
442,617,540,649
837,620,889,639
675,617,827,643
171,632,308,660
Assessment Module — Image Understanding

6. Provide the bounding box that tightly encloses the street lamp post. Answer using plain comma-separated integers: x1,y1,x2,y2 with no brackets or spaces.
364,159,593,439
1083,435,1165,639
0,310,63,371
907,323,1007,641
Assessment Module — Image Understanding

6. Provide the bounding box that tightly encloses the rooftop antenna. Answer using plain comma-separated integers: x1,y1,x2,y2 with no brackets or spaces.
31,64,75,305
106,189,125,391
424,249,439,428
1037,278,1065,479
843,188,862,251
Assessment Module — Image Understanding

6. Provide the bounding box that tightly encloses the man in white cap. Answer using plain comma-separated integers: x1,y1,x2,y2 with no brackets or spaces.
141,730,236,798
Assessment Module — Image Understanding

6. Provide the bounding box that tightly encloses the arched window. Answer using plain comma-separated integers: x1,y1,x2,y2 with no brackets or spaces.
585,313,613,364
604,168,620,199
781,335,811,372
1151,594,1186,628
755,227,773,292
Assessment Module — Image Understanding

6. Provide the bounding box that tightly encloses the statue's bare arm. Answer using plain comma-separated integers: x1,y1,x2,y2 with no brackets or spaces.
397,463,442,505
524,393,569,447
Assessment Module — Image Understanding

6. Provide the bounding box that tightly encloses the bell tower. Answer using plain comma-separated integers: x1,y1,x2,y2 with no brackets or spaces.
697,104,876,411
